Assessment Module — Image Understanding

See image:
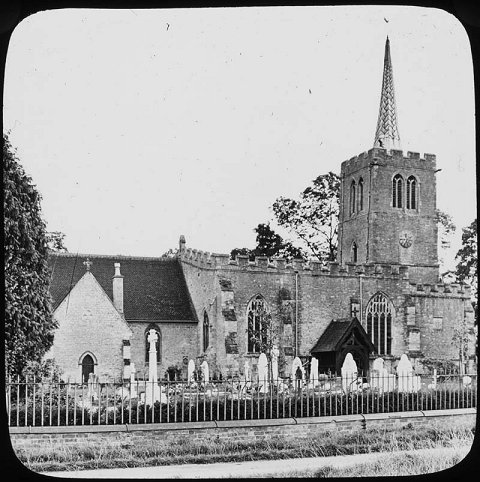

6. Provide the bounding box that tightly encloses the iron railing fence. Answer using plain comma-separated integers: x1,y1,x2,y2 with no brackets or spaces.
6,373,477,427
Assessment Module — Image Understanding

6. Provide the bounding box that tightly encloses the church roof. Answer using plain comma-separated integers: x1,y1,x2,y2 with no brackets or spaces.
310,317,375,354
47,252,197,322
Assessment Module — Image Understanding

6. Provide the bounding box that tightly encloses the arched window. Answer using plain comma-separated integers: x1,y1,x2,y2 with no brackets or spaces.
203,311,210,352
80,353,95,383
350,181,356,215
145,325,161,363
351,242,358,263
247,295,268,353
392,174,403,208
365,293,393,355
406,176,417,210
358,178,364,211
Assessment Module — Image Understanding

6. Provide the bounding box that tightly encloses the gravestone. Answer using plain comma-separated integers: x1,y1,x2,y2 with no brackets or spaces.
310,357,319,387
200,360,209,383
341,353,358,392
187,359,196,384
291,357,305,381
396,354,421,393
258,353,268,393
271,346,279,382
370,357,395,392
129,362,137,399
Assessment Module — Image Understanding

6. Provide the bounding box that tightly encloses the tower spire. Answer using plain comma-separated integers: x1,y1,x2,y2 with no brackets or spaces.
374,36,401,150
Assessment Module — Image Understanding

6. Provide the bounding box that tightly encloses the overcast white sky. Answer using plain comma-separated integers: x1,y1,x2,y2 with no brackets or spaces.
3,6,476,270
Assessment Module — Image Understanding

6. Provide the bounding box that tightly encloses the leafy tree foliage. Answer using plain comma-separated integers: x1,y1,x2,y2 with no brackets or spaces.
455,219,477,294
271,172,340,262
46,231,68,252
4,134,57,376
230,223,304,261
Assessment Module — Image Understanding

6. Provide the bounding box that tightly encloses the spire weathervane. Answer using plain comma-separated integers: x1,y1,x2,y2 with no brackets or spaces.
374,36,401,150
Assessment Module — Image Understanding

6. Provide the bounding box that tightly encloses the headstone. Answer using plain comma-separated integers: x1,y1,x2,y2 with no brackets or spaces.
244,360,250,381
396,354,421,393
271,346,279,382
291,357,305,381
129,362,137,399
258,353,268,392
200,360,209,383
341,353,358,392
371,357,396,393
310,357,319,387
187,359,196,384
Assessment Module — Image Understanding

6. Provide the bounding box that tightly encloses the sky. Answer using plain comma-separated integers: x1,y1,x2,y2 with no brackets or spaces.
3,6,476,270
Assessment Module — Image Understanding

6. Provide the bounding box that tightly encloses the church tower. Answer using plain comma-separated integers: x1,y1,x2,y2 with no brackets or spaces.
337,37,439,284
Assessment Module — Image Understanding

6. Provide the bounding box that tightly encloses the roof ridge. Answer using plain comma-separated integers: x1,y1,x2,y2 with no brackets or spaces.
48,250,178,262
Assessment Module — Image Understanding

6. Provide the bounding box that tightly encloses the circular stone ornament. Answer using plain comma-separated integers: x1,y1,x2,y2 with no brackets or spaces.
399,231,413,248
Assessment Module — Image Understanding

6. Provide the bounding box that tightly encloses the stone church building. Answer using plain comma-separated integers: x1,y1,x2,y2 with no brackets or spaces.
46,38,475,382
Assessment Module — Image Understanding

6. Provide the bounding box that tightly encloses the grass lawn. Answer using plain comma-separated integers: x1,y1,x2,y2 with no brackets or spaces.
14,417,475,473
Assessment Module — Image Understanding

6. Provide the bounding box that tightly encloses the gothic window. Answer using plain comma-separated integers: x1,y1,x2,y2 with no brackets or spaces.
406,176,417,210
203,311,210,352
365,293,393,355
392,174,403,208
351,242,358,263
350,181,356,215
80,353,95,383
145,325,161,363
247,295,268,353
358,178,364,211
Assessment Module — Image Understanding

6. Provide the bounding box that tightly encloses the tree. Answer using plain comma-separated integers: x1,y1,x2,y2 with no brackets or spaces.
271,172,340,262
455,219,477,296
435,209,456,273
230,223,304,261
46,231,68,252
4,134,58,376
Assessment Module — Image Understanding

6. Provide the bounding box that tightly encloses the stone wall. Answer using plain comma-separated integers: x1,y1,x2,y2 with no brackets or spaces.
47,272,132,381
9,409,476,454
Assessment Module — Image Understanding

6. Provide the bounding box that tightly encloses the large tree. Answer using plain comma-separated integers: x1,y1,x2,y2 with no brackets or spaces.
4,134,57,376
455,219,477,293
271,172,340,263
231,223,304,261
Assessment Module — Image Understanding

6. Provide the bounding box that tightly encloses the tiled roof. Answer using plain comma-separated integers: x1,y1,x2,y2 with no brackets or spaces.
47,252,197,322
310,317,374,353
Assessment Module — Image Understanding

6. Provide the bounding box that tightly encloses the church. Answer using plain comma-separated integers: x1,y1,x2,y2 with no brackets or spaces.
46,38,475,382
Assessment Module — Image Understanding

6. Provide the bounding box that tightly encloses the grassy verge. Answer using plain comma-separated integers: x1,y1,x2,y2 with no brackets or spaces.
15,419,475,473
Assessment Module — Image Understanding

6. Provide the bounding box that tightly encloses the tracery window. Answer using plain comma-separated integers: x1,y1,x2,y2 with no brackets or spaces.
247,295,268,353
406,176,417,210
350,181,356,215
145,325,162,363
392,174,403,208
358,178,364,211
203,311,210,352
365,293,393,355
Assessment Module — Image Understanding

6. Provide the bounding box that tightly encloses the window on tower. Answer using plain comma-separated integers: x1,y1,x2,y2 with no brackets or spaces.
203,311,210,352
406,176,417,210
392,174,403,208
358,178,364,211
247,295,268,354
350,181,356,215
351,242,358,263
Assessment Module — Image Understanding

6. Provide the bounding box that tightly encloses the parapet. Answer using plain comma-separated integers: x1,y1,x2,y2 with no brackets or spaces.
341,148,437,174
408,281,471,298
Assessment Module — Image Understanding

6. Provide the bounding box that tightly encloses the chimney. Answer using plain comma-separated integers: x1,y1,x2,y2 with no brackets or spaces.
112,262,124,314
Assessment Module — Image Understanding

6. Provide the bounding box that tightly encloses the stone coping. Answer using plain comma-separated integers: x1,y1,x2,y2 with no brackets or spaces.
8,408,476,435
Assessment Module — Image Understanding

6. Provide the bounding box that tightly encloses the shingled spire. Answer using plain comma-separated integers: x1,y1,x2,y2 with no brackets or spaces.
374,37,401,150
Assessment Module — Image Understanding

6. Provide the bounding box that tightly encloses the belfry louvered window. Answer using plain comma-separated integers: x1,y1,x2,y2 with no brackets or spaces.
247,295,268,353
350,181,356,215
392,174,403,208
365,293,393,355
358,178,364,211
406,176,417,210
